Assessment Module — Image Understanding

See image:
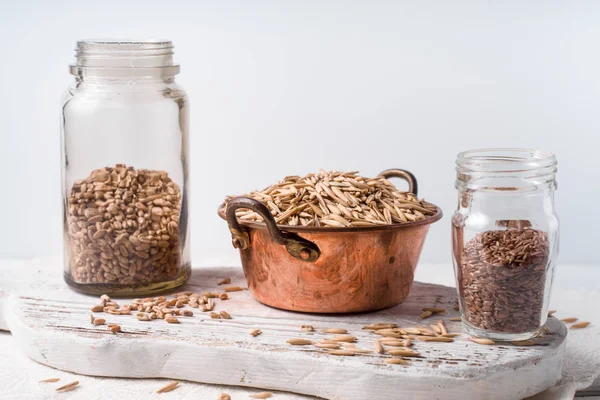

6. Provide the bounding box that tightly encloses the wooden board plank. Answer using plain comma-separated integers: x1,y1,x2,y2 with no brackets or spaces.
0,262,566,400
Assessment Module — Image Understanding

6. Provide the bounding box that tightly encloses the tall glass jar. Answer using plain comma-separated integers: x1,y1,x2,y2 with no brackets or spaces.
61,40,190,296
452,149,558,341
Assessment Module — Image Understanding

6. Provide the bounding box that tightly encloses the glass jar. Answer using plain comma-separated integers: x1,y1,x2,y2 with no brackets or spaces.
61,40,190,296
452,149,559,341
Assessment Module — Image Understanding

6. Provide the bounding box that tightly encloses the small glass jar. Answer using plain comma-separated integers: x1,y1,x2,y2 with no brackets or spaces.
61,40,190,296
452,149,559,341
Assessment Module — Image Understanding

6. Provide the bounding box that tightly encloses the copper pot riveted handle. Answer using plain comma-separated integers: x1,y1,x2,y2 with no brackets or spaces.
225,196,321,262
378,168,418,196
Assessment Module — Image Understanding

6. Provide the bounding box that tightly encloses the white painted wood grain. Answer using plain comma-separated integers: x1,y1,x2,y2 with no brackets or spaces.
0,261,566,400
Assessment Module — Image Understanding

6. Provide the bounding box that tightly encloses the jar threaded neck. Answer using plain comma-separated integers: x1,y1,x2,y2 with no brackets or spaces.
70,40,180,78
455,148,557,191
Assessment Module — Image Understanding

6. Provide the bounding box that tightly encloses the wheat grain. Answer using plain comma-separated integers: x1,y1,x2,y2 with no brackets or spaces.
301,325,314,332
93,318,106,325
218,278,231,285
67,166,183,286
250,329,262,337
219,311,232,319
218,393,231,400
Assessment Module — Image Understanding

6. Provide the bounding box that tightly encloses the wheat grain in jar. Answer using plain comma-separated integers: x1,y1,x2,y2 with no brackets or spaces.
61,40,190,295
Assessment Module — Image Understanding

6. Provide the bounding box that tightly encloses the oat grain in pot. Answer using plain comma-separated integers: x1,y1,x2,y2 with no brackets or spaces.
219,168,442,313
222,170,437,227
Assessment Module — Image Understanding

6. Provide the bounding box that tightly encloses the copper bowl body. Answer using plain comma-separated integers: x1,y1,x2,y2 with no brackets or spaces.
220,169,442,313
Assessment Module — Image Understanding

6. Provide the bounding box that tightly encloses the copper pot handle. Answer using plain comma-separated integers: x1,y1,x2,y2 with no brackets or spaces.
225,196,321,262
378,168,418,196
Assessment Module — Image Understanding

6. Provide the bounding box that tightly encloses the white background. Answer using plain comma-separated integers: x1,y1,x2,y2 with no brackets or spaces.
1,0,599,265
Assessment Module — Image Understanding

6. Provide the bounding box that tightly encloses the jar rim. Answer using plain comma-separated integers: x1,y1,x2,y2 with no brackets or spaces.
456,148,557,173
70,39,180,77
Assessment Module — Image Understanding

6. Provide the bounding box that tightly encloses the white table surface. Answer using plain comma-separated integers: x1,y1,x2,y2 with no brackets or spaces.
0,258,598,400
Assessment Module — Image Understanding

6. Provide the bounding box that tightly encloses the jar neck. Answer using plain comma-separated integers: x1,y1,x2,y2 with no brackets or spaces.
70,40,180,80
455,149,557,193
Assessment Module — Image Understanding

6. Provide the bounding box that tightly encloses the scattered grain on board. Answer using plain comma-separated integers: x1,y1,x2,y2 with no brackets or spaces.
156,381,179,393
223,286,245,292
386,349,420,357
331,334,357,343
39,378,60,383
219,311,232,319
287,338,313,346
469,337,495,345
327,349,355,356
386,358,409,365
561,317,578,323
250,392,273,399
417,336,454,343
363,323,398,330
56,381,79,392
217,278,231,285
422,307,446,313
571,321,591,329
322,328,348,334
315,343,341,349
250,329,262,337
218,394,232,400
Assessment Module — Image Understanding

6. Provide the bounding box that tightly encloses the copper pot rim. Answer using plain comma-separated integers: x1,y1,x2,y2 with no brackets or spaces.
218,203,443,233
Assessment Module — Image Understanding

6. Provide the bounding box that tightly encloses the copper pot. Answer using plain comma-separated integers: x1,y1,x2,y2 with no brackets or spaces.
219,169,442,313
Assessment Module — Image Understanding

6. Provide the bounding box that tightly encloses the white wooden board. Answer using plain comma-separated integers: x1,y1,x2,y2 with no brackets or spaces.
0,261,566,400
